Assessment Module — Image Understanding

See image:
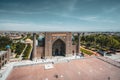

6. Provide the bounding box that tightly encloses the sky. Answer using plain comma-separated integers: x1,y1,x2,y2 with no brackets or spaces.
0,0,120,32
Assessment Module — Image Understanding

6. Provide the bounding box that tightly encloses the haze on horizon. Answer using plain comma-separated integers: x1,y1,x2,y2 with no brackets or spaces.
0,0,120,32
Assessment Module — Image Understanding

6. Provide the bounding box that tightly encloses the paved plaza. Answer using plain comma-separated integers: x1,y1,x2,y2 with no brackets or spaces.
6,57,120,80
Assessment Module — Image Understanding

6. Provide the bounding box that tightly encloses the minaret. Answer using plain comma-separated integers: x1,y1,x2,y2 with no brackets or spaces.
77,33,80,54
32,33,37,60
6,45,11,61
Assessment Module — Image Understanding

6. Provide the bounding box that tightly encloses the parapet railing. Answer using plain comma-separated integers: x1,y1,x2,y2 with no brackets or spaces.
96,56,120,68
0,56,104,80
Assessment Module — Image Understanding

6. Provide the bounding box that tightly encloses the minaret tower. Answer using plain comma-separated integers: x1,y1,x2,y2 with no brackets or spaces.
32,33,37,60
6,45,11,61
77,33,80,54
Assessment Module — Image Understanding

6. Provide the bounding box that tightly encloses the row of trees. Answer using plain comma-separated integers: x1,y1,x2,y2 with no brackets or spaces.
22,44,32,60
23,33,39,40
15,42,25,55
0,36,26,54
80,47,93,55
0,36,12,50
80,34,120,50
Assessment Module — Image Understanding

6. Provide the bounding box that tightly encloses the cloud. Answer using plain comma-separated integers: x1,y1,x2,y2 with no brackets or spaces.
104,7,118,13
49,11,115,23
0,22,44,31
67,0,77,12
0,21,72,31
78,16,115,23
79,16,97,21
0,21,119,32
0,9,48,14
51,21,63,25
102,4,120,14
47,11,115,23
0,19,89,31
0,0,119,32
0,0,77,15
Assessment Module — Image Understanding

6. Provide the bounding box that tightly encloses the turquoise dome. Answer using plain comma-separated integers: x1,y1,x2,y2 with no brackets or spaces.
72,36,75,41
6,45,10,49
38,35,44,41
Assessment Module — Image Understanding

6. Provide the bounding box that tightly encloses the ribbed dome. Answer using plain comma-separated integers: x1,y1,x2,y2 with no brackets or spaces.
25,38,32,42
38,35,44,41
6,45,10,49
72,35,75,41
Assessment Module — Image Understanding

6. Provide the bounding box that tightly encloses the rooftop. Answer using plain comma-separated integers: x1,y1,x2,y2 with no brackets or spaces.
0,51,7,56
6,57,120,80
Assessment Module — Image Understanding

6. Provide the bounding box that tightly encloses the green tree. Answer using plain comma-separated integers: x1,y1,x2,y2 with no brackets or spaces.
0,36,12,50
15,42,25,55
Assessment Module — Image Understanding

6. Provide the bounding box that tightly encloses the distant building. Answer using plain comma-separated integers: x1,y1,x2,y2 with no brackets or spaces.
9,35,22,39
0,51,9,69
25,38,33,44
0,45,11,69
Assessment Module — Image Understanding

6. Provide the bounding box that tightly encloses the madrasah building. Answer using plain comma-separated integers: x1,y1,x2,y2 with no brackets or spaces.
32,32,80,60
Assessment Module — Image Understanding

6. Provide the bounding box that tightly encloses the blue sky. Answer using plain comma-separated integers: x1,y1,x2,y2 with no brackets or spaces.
0,0,120,31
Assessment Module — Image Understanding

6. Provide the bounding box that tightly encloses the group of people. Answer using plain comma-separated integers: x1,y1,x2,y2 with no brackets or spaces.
72,50,84,57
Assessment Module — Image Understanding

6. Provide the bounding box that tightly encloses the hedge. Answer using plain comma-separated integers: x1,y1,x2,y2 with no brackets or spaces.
22,44,32,60
80,47,93,55
15,43,25,58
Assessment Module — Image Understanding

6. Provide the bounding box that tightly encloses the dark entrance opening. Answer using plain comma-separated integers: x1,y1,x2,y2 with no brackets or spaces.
55,48,59,55
52,39,65,56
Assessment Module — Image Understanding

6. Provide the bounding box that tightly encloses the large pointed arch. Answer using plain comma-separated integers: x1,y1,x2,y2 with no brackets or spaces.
52,39,66,56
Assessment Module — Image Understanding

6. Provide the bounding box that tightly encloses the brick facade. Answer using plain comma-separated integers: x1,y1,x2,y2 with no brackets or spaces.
33,32,77,59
